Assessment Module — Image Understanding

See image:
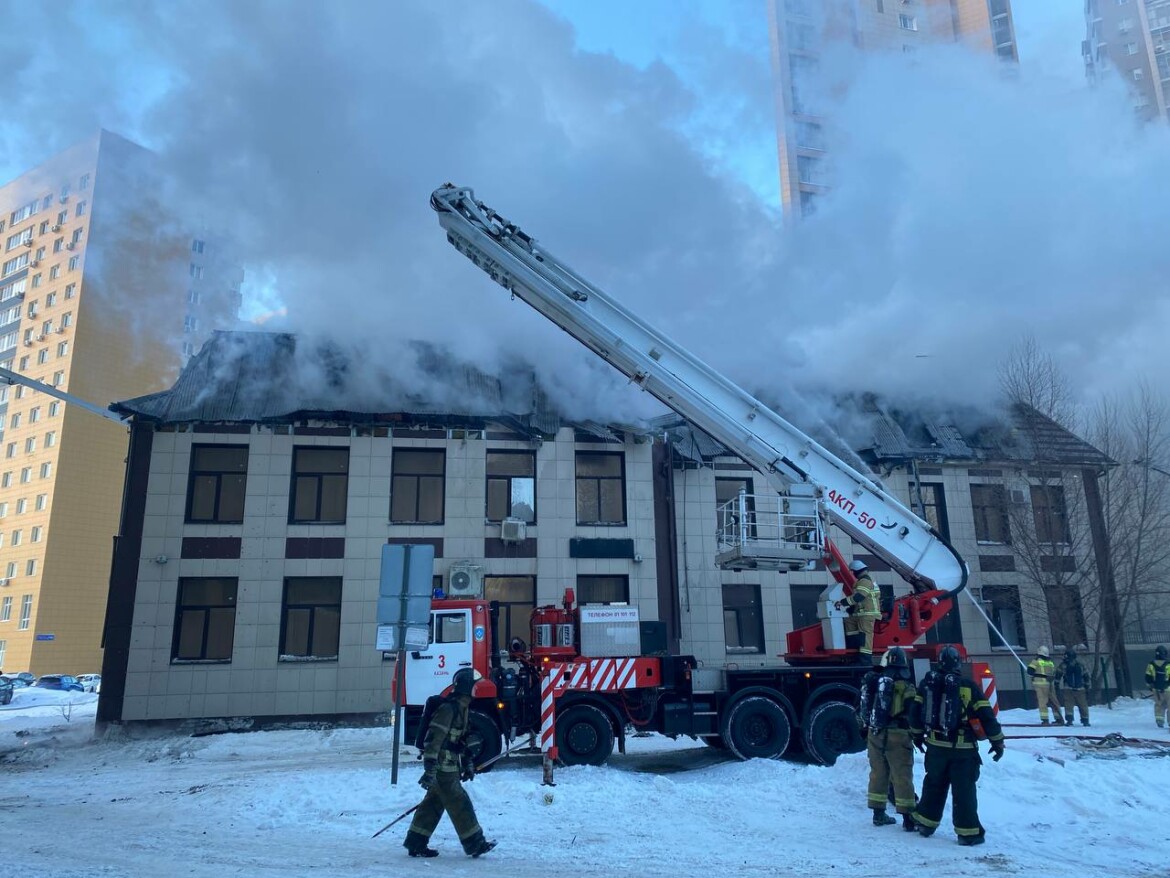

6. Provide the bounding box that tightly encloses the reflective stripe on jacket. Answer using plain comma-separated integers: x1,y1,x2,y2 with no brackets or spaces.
1147,661,1170,692
1028,657,1055,683
849,574,881,619
422,697,470,772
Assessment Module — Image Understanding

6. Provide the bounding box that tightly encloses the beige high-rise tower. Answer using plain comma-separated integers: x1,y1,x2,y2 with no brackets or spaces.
0,131,240,676
1084,0,1170,121
768,0,1018,218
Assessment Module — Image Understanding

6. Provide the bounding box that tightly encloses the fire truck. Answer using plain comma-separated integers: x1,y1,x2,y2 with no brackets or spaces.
392,185,978,772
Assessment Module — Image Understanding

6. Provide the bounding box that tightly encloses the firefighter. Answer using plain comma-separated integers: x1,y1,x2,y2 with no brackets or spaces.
1146,645,1170,728
857,646,921,831
1027,645,1065,725
837,559,881,663
909,645,1005,846
1056,646,1090,727
403,668,496,859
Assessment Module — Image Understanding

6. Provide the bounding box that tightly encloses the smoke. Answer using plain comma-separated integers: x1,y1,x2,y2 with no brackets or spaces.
0,1,1163,434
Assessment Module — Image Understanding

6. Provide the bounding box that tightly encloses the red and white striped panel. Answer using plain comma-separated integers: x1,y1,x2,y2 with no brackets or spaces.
562,657,641,693
982,672,999,715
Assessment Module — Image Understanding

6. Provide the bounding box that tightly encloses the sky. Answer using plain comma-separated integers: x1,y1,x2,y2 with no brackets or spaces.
0,0,1162,425
4,686,1170,877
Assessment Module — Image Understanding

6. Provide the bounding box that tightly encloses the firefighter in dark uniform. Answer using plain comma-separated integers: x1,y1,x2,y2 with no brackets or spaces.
403,668,496,858
1147,645,1170,728
910,645,1005,846
837,559,881,663
857,646,921,830
1056,646,1090,727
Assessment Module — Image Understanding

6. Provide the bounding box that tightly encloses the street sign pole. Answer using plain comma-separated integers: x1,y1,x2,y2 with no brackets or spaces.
390,545,413,788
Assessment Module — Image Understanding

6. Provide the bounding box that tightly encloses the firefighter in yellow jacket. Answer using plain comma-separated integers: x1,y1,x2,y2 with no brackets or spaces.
1027,646,1065,725
837,559,881,663
404,668,496,859
1147,645,1170,728
857,646,922,831
910,645,1005,846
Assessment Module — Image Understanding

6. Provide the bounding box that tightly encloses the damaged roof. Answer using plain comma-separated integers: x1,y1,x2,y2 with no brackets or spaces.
113,330,562,435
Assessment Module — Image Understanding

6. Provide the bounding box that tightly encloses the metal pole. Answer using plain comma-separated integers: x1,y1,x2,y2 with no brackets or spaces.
390,545,413,787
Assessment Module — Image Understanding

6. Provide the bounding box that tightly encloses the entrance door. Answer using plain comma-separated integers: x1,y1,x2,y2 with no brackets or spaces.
405,608,473,705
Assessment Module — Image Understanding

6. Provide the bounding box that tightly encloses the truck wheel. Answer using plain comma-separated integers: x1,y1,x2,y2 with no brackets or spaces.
803,700,863,766
466,709,503,770
722,695,791,760
555,703,615,766
700,734,728,749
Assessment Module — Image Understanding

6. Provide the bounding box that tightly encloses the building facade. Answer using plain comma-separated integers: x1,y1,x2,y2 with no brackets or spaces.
1085,0,1170,120
768,0,1018,217
97,332,1113,726
0,131,240,675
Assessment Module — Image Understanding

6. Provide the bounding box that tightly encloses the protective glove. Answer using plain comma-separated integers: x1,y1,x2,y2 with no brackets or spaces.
461,755,476,783
990,741,1005,762
419,757,437,790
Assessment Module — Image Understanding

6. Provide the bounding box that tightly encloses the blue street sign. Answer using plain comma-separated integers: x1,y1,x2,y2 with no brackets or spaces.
34,633,55,641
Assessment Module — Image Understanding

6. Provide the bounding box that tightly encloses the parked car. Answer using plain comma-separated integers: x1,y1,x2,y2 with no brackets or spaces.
34,674,84,693
0,675,12,706
1,672,35,688
76,674,101,693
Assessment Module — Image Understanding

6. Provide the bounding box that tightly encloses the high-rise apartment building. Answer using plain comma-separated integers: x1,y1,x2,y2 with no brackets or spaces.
1084,0,1170,121
768,0,1018,218
0,130,240,675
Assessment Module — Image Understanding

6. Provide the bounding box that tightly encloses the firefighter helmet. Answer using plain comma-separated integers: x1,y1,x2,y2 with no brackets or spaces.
1037,645,1050,658
883,646,911,679
452,668,480,697
937,645,962,673
848,559,868,574
1065,645,1076,659
1156,645,1168,661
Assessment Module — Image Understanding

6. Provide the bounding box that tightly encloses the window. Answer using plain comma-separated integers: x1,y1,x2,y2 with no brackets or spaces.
797,155,826,185
172,577,238,661
37,350,47,365
723,583,765,654
4,561,13,577
44,431,55,448
899,13,917,30
31,274,41,289
279,577,342,660
971,484,1011,544
189,263,203,279
576,575,629,604
486,451,535,522
0,471,7,487
53,238,63,254
67,256,78,271
983,585,1025,649
187,289,200,305
34,494,46,511
1031,485,1071,544
917,482,950,540
390,448,445,524
56,210,67,226
39,463,50,479
64,283,75,299
18,594,32,630
79,174,89,190
2,253,30,277
46,292,56,307
289,446,349,523
25,559,35,576
51,371,62,387
23,435,33,452
49,401,60,416
0,503,5,518
9,413,18,429
1046,584,1087,647
5,228,32,251
1133,68,1144,80
15,499,26,513
1126,42,1139,55
49,265,60,280
57,342,68,357
71,228,83,245
432,610,468,645
3,444,12,459
19,467,29,483
62,312,72,328
10,530,20,546
0,596,11,622
186,445,249,523
715,477,755,538
30,526,41,542
192,239,205,254
75,201,86,217
484,576,536,650
575,452,626,525
9,200,37,225
183,314,198,333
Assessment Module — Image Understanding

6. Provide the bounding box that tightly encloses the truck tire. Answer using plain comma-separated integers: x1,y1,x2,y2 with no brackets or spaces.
700,734,728,749
722,695,791,760
466,709,503,770
555,703,615,766
803,700,863,766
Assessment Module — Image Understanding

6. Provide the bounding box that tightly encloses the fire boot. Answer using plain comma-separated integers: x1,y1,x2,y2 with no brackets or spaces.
463,832,497,858
957,833,986,847
902,813,917,833
872,809,896,826
404,830,439,858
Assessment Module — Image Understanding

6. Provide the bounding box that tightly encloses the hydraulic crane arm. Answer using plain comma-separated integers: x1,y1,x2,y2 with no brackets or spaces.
0,367,126,425
430,185,967,596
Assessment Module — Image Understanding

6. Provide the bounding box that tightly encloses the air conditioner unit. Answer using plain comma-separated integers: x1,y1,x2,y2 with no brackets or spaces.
50,225,61,233
447,562,484,597
59,195,68,204
29,261,38,268
23,240,33,248
500,517,527,543
0,579,8,587
65,243,75,251
36,335,45,342
23,339,33,347
55,326,65,334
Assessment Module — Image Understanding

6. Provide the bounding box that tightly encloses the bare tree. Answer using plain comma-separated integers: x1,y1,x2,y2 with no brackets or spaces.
998,336,1077,431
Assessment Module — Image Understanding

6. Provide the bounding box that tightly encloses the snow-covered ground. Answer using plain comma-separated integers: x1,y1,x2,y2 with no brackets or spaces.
2,687,1167,878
